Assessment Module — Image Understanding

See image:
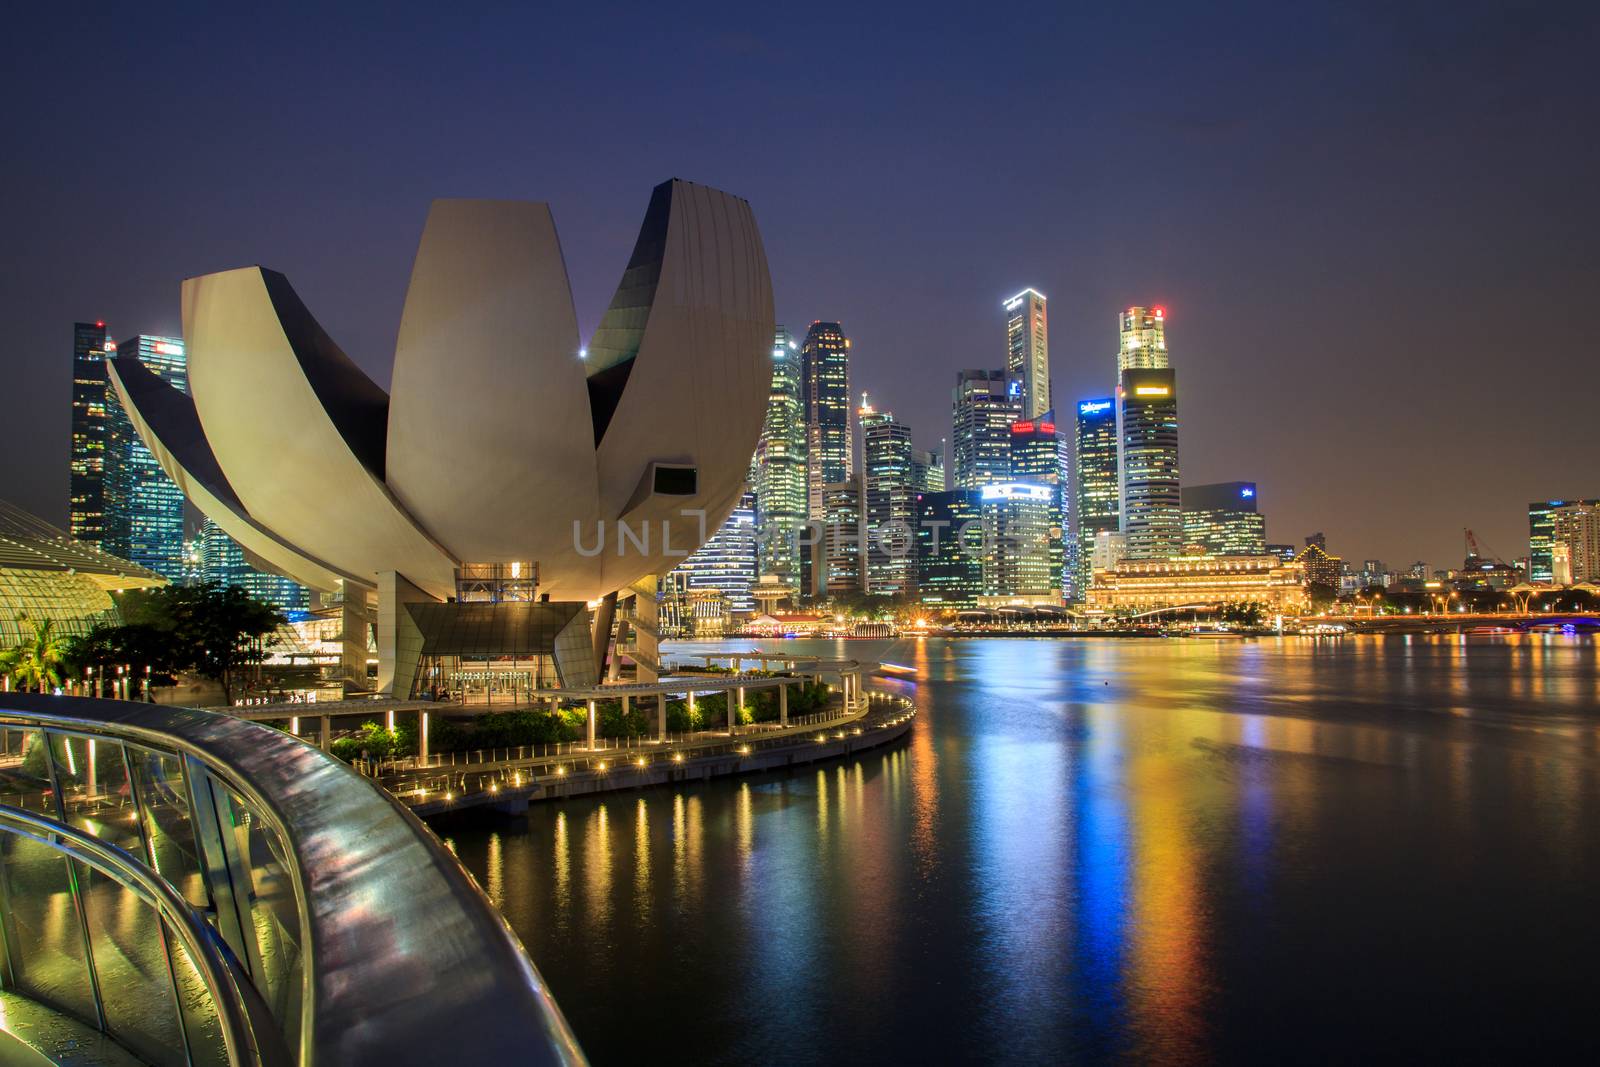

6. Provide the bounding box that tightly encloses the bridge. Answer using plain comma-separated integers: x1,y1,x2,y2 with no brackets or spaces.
0,693,584,1066
1315,612,1600,634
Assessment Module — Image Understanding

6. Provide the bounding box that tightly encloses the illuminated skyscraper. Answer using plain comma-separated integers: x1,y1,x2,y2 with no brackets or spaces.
754,327,807,585
801,322,852,522
199,518,309,610
911,445,946,494
952,369,1020,489
1004,288,1050,419
859,397,915,595
980,482,1056,598
811,477,864,600
1116,308,1181,559
69,322,114,544
672,489,757,614
1074,398,1119,600
915,489,983,609
1550,502,1600,584
104,336,188,580
1181,482,1266,556
1529,499,1598,583
1008,415,1069,600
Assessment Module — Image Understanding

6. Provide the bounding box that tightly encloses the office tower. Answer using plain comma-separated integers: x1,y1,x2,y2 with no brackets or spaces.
980,483,1056,598
1529,500,1598,583
104,336,188,580
754,327,807,585
199,518,309,610
1004,288,1049,419
1295,543,1342,590
811,477,864,600
672,489,757,614
1117,305,1169,373
69,322,114,544
1550,502,1600,584
1181,481,1267,556
1074,397,1120,600
915,489,983,609
1009,415,1069,599
801,322,852,522
911,445,946,494
1304,532,1327,551
1117,366,1181,559
952,369,1020,489
859,397,916,595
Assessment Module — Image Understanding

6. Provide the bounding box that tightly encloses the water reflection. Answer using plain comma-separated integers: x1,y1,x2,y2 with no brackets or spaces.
446,635,1600,1065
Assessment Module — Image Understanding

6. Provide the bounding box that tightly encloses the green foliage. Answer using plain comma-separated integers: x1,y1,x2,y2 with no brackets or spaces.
330,721,401,762
1218,601,1266,626
2,618,67,693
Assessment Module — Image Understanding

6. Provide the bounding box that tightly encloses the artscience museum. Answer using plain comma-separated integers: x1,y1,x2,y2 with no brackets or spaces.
109,179,774,697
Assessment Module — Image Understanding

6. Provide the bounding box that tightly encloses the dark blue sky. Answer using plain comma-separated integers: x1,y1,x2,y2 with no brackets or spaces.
3,0,1595,568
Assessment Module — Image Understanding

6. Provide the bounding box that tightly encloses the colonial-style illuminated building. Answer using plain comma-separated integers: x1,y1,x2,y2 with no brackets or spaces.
1074,397,1119,602
859,397,915,595
69,322,114,545
952,368,1020,489
1181,481,1266,556
754,327,807,586
915,489,983,609
802,322,852,522
1004,288,1050,420
104,335,188,581
1086,554,1308,615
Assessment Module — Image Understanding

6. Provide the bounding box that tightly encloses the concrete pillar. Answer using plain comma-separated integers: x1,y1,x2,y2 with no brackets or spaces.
420,711,430,763
779,682,788,727
658,692,667,742
320,715,331,752
732,687,743,736
587,699,598,750
622,693,630,723
733,656,742,674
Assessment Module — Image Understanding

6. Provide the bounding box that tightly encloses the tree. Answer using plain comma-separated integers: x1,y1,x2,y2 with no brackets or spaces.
4,618,67,693
62,622,186,696
162,583,284,706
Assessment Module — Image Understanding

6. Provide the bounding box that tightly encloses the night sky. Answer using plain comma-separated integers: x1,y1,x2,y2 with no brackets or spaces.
3,1,1595,570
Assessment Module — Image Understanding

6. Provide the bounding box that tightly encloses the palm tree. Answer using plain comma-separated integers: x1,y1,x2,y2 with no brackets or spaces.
8,618,65,693
0,645,19,692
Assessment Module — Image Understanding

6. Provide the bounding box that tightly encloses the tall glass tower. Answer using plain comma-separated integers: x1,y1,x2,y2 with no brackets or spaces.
69,322,114,545
859,396,915,596
199,518,309,610
1074,398,1120,598
105,336,188,579
801,322,852,523
951,369,1020,489
1008,415,1069,600
1004,288,1050,419
1116,307,1181,560
754,327,807,585
672,489,757,614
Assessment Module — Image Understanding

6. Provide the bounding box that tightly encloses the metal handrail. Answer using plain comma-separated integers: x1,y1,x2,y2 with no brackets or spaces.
0,804,291,1067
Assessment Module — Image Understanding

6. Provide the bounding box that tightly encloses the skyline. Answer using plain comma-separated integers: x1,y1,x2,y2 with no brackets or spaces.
4,3,1597,570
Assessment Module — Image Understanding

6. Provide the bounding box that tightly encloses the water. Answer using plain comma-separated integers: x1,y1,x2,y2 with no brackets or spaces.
444,636,1600,1064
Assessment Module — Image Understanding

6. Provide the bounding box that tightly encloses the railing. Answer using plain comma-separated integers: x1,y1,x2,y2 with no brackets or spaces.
0,694,585,1066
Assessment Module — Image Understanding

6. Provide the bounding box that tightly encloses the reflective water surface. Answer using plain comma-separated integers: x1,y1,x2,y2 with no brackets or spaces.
445,636,1600,1064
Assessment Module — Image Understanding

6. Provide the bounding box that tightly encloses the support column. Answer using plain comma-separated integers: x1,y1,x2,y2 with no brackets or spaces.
779,682,788,727
658,692,667,743
419,711,430,763
732,687,743,736
622,693,630,724
587,699,598,750
688,690,696,732
320,715,331,752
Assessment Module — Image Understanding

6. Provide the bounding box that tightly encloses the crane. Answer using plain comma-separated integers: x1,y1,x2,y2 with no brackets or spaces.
1463,528,1509,568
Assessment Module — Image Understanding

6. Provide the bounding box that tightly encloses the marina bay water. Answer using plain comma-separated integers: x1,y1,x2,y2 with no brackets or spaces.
444,636,1600,1064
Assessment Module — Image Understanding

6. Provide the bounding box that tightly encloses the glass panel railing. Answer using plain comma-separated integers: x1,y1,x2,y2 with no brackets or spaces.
0,727,53,816
47,734,139,853
223,789,304,1047
0,830,98,1028
169,929,230,1067
127,744,208,910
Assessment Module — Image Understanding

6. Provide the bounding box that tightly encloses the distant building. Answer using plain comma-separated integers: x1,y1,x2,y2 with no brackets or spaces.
1304,531,1327,550
1087,554,1309,616
1295,543,1342,590
859,398,915,595
1529,500,1598,584
754,327,807,586
911,445,946,494
1117,366,1181,559
1550,502,1600,584
1074,398,1119,602
1117,305,1169,375
801,322,852,522
811,477,864,600
1009,416,1069,599
104,336,188,581
952,369,1020,489
1181,481,1266,557
980,482,1056,599
671,489,757,615
915,489,984,610
69,322,115,545
198,518,309,611
1091,529,1127,574
1004,288,1050,420
1267,543,1298,563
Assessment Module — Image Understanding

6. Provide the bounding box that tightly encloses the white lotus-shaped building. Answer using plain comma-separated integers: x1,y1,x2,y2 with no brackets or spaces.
110,179,773,694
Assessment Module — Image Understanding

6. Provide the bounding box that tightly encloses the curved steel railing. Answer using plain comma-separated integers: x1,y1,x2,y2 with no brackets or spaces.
0,805,289,1066
0,694,585,1066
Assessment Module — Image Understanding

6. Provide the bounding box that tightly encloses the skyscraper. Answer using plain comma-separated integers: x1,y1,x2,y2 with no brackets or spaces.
1529,500,1598,583
199,518,309,611
672,489,757,615
952,369,1020,489
859,396,915,595
1181,482,1266,556
69,322,114,544
801,322,852,522
104,335,188,580
1550,502,1600,584
812,477,864,600
754,327,807,585
1116,308,1181,560
911,445,946,494
1117,366,1181,559
1009,415,1069,600
915,489,983,609
1004,288,1050,419
980,482,1056,598
1074,398,1120,601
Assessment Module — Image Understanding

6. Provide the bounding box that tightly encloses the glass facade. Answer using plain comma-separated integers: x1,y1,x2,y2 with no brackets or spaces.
1529,499,1598,584
104,337,188,581
860,400,915,595
198,519,309,611
801,322,852,523
754,327,807,586
1074,398,1120,602
915,490,983,609
69,322,114,544
1004,288,1050,420
980,482,1056,598
1180,482,1265,556
671,490,757,614
1008,417,1069,599
1117,367,1181,560
910,446,945,494
952,369,1020,489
